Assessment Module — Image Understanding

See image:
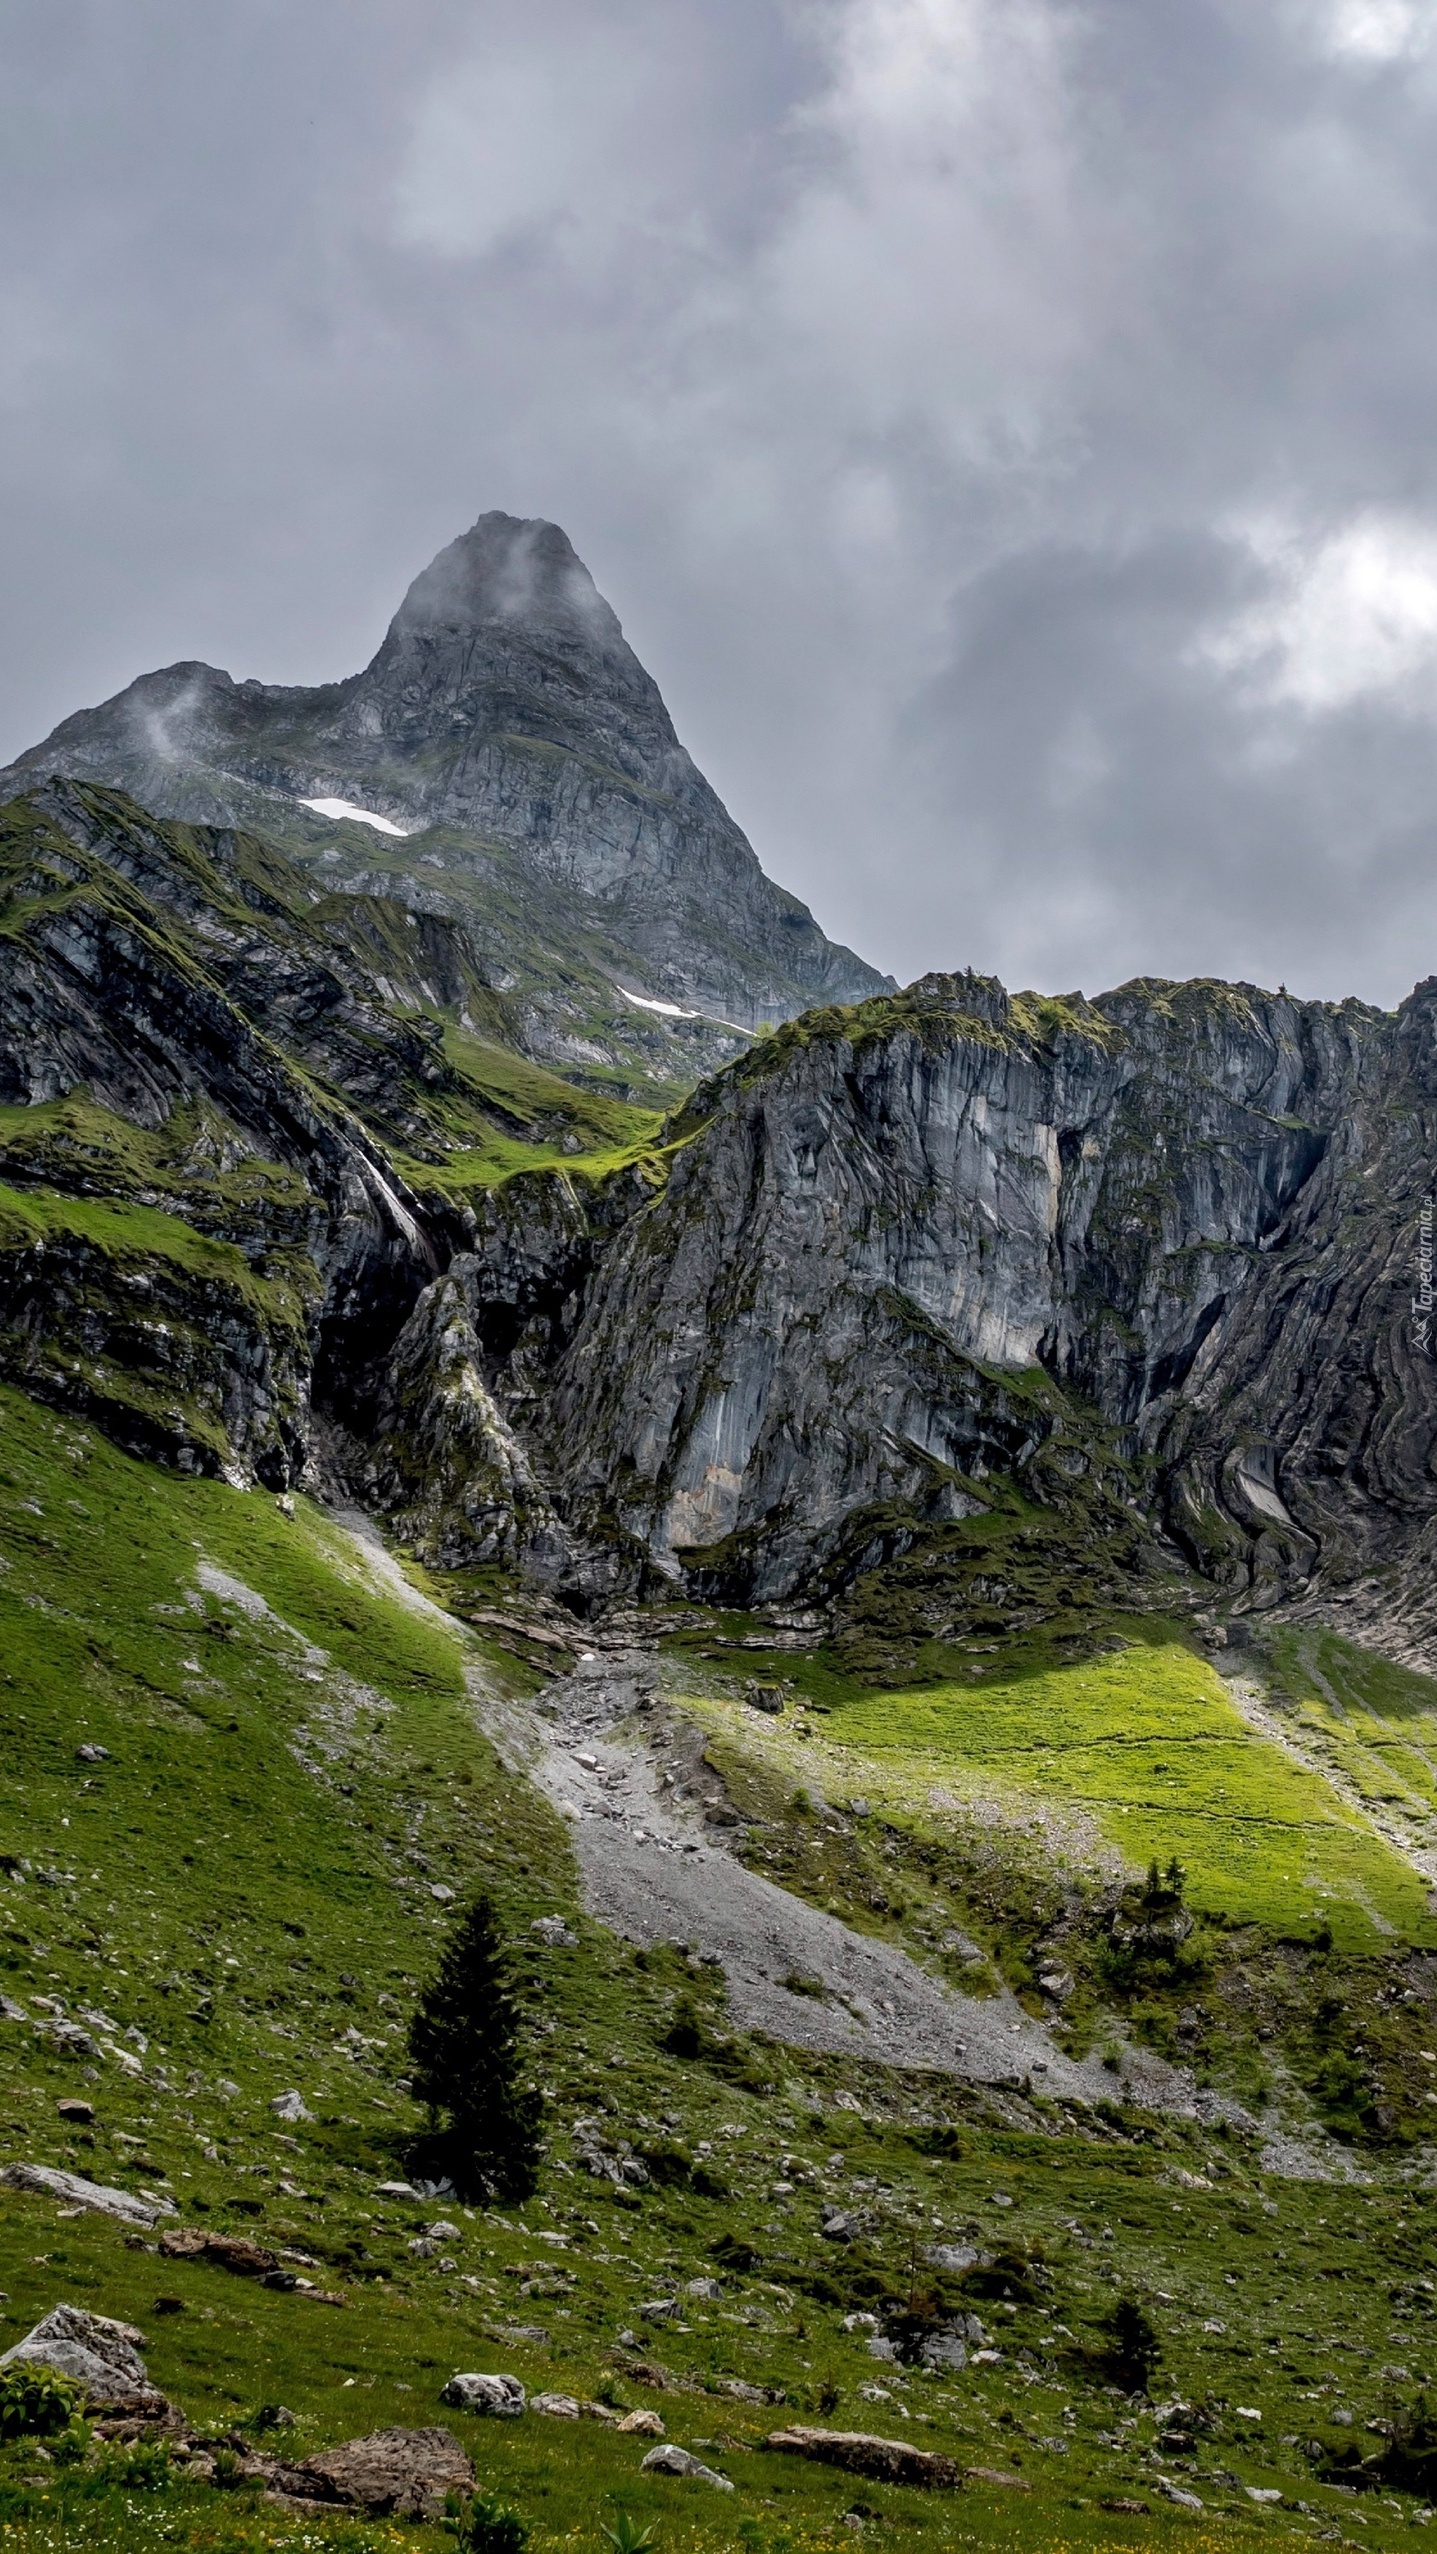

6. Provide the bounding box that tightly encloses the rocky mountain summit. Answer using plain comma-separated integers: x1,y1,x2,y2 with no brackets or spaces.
0,514,888,1085
2,776,1433,1670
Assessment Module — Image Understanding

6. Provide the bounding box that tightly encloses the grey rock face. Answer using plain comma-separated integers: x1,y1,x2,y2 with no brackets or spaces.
641,2442,735,2489
440,2371,526,2416
523,969,1437,1645
2,2163,177,2227
0,513,888,1036
0,2302,152,2398
271,2426,475,2517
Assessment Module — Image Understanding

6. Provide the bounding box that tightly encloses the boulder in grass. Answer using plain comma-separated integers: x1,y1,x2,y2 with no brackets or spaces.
268,2427,473,2519
764,2428,962,2490
0,2305,158,2410
641,2444,733,2490
2,2162,175,2226
1157,2481,1204,2511
964,2467,1031,2491
440,2372,525,2416
160,2230,282,2280
531,2392,582,2419
616,2409,665,2436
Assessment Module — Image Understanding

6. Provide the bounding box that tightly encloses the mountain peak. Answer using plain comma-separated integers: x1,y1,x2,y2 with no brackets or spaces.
388,512,624,652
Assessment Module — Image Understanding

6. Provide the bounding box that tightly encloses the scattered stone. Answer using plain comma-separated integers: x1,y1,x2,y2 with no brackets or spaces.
617,2410,665,2437
1157,2481,1204,2510
531,1916,578,1947
440,2373,525,2417
532,2393,582,2419
75,1744,109,1764
686,2277,722,2299
430,1884,456,1903
0,2305,160,2409
866,2336,898,2362
0,1995,27,2022
639,2297,682,2323
716,2379,776,2404
1246,2487,1283,2504
44,2022,100,2058
843,2314,880,2333
641,2443,733,2490
270,2091,310,2123
2,2162,175,2226
919,2332,967,2372
926,2243,984,2274
56,2098,94,2125
1101,2497,1152,2515
160,2231,282,2281
765,2429,962,2489
269,2427,473,2518
821,2210,858,2241
744,1685,785,1715
374,2181,419,2200
965,2468,1030,2490
427,2219,462,2240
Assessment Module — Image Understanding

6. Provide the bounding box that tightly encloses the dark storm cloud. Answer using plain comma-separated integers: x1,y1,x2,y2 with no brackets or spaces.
4,0,1437,1003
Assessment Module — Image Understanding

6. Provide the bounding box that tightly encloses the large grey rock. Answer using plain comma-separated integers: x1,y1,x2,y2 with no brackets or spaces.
440,2372,525,2417
641,2443,734,2489
764,2427,961,2489
2,2162,177,2226
270,2426,473,2517
0,2304,150,2401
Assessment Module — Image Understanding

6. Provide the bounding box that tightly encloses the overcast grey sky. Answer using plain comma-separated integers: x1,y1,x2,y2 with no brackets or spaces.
5,0,1437,1005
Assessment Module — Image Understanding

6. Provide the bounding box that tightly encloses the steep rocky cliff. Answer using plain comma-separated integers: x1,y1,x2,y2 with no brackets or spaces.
2,783,1432,1670
526,969,1435,1656
0,514,889,1084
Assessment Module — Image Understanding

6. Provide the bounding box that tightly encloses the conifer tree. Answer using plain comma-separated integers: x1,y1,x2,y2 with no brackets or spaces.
406,1893,544,2202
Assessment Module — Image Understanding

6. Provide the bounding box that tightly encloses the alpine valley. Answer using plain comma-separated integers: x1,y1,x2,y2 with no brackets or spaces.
1,514,1437,2554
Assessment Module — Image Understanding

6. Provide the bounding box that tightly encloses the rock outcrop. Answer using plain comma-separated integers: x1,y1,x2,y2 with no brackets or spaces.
0,2304,159,2408
538,971,1420,1611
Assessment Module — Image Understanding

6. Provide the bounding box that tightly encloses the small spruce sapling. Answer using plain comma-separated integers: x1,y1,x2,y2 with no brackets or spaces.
407,1892,544,2203
1106,2296,1162,2393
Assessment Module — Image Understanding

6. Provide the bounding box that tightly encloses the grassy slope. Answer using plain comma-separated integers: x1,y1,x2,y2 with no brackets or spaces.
410,1033,668,1194
1,1386,1435,2551
677,1646,1437,1953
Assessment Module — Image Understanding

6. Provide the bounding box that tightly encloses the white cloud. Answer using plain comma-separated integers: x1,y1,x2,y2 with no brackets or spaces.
1209,512,1437,713
392,12,703,269
1310,0,1437,62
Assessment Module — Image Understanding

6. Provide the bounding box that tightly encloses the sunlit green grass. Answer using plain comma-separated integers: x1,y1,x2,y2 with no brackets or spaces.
686,1644,1437,1951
